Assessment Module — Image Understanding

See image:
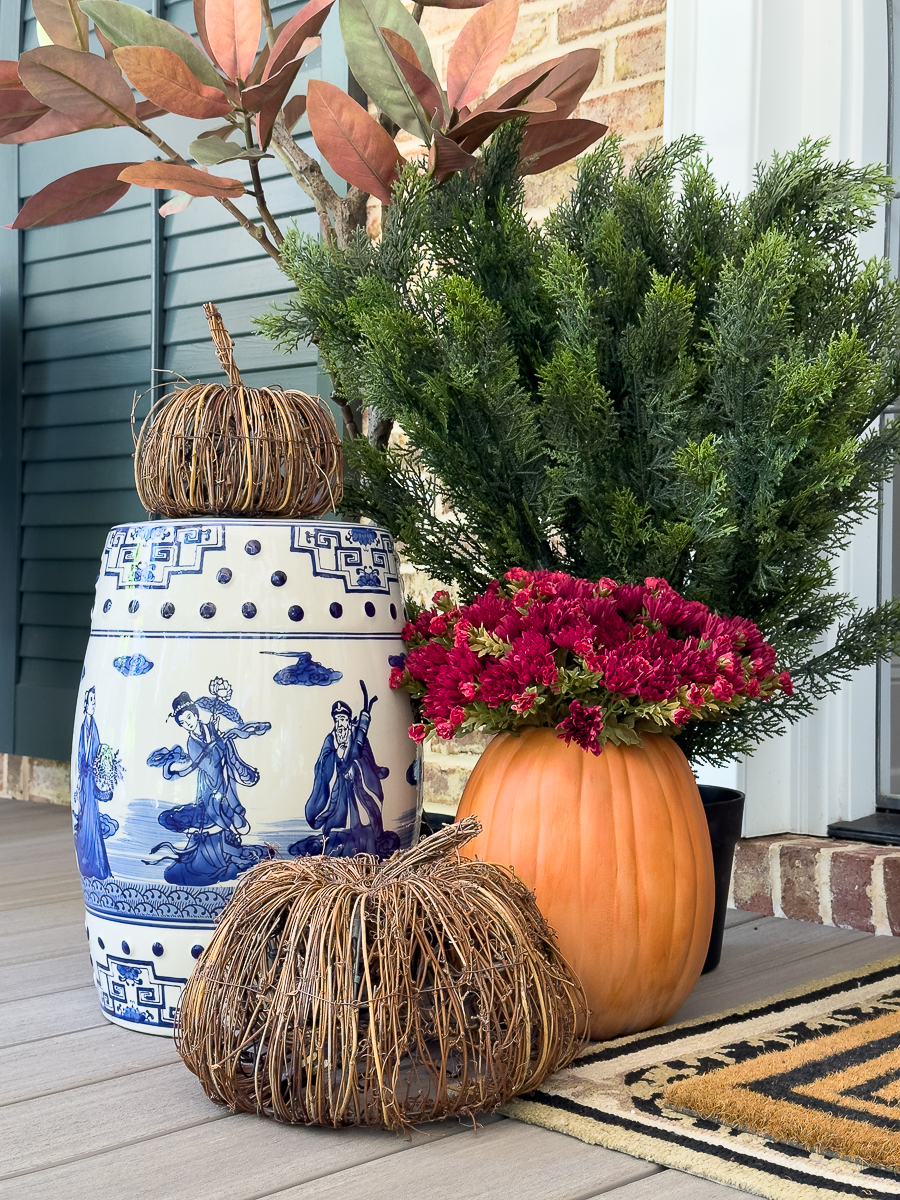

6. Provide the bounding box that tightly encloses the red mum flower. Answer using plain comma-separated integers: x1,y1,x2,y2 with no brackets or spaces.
408,724,427,744
780,670,794,697
686,683,705,707
557,700,605,755
672,706,692,726
511,691,537,714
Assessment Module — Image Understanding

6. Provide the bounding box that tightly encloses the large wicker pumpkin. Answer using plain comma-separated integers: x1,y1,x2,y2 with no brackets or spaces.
175,818,586,1129
455,730,715,1041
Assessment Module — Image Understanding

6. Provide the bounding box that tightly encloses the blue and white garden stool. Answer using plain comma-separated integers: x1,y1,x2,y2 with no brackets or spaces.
72,518,419,1035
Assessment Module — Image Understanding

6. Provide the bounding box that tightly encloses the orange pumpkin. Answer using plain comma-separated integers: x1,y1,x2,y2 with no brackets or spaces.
455,728,715,1041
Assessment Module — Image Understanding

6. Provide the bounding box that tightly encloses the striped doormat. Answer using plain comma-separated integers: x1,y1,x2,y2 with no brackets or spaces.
505,957,900,1199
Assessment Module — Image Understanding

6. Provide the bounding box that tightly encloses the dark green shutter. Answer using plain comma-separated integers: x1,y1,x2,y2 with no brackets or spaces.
0,0,340,760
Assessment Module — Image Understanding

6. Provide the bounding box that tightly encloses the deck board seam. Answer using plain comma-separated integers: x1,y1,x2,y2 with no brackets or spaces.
0,1057,184,1108
0,1113,229,1183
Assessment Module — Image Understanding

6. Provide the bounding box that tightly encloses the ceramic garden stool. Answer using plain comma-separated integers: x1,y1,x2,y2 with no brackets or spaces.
72,518,419,1035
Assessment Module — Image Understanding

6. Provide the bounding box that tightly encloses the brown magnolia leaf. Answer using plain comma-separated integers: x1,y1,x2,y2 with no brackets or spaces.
474,56,561,114
135,98,169,120
446,0,518,112
7,161,136,228
95,28,120,69
518,116,607,175
450,97,555,152
192,0,217,68
118,160,245,197
18,45,137,125
158,190,194,216
0,89,49,136
205,0,261,82
0,62,25,89
264,0,335,81
306,79,404,205
32,0,89,51
198,122,236,139
242,38,318,112
283,93,306,131
250,39,319,149
244,39,271,87
428,129,476,182
114,45,232,119
0,105,113,142
524,48,600,124
382,29,445,127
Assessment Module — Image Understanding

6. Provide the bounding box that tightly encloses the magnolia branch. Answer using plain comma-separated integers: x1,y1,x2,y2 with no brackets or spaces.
132,116,283,263
270,115,368,248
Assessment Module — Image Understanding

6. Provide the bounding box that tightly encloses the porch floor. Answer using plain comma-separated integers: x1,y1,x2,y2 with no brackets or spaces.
3,797,899,1200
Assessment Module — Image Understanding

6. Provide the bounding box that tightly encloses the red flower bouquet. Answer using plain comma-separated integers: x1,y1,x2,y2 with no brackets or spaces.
391,570,792,755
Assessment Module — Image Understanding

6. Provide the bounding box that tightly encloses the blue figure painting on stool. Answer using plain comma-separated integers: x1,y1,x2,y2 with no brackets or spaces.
73,685,122,880
145,678,272,886
290,681,400,859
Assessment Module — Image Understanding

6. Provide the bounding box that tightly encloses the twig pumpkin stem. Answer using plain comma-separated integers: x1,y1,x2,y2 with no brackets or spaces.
203,303,243,387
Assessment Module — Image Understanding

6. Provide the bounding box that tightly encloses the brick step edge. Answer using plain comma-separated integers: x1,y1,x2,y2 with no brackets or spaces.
731,835,900,937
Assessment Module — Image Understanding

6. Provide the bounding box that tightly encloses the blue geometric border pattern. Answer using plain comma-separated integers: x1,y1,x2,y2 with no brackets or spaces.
96,955,184,1029
81,875,231,924
290,525,400,595
103,524,226,590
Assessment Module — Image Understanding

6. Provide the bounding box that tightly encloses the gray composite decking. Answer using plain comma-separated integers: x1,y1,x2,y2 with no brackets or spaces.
2,797,898,1200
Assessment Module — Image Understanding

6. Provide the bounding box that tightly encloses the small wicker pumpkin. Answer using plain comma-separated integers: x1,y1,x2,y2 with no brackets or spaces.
134,303,342,518
175,818,587,1130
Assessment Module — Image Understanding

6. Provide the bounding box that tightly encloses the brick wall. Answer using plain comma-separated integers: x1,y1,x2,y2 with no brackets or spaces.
411,0,667,219
731,834,900,938
0,754,70,806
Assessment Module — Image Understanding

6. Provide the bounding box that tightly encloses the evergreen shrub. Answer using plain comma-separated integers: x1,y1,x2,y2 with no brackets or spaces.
260,132,900,764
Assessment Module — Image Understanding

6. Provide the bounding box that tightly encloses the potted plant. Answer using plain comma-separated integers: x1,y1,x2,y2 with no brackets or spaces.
260,132,900,1035
387,568,790,1039
262,132,900,770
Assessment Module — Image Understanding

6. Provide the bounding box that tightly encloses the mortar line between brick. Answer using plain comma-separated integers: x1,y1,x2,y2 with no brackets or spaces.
872,856,891,937
815,845,839,926
769,840,786,919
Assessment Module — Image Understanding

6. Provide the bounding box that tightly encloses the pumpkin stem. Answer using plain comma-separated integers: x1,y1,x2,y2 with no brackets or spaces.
377,815,482,879
203,302,243,387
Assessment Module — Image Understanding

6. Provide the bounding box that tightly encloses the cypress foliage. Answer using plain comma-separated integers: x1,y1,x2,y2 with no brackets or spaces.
259,131,900,764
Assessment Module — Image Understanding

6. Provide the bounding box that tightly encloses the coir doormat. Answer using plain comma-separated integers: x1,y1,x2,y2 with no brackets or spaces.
504,957,900,1200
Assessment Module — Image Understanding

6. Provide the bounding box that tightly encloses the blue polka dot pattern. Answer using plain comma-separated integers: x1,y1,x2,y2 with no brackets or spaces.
98,937,105,949
288,605,304,622
217,568,232,584
245,540,261,556
161,602,175,619
242,602,257,619
121,940,130,954
191,944,204,960
365,601,376,618
390,603,397,620
271,571,287,587
330,602,343,619
152,942,164,957
128,600,139,614
200,602,216,619
103,599,111,613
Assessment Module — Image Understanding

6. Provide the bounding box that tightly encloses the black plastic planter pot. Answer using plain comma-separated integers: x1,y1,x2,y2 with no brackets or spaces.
698,784,746,974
